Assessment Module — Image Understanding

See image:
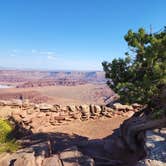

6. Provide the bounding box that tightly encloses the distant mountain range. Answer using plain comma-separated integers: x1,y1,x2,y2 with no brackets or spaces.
0,69,106,84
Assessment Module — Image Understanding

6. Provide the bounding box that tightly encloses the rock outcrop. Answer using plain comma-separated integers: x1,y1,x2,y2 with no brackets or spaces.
0,134,94,166
1,99,164,166
0,100,140,133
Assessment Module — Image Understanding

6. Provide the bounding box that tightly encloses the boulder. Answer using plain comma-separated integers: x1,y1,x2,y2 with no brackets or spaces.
104,106,114,112
100,106,114,118
60,146,94,166
22,99,30,107
113,103,124,110
67,105,77,112
29,116,49,132
93,105,101,115
11,112,22,122
11,99,23,107
14,152,36,166
54,116,65,121
53,104,61,111
132,103,142,110
80,105,90,120
26,108,36,115
36,112,46,118
30,121,40,131
80,105,90,114
113,103,133,111
124,105,133,111
19,111,27,118
69,112,81,120
0,153,11,166
35,156,45,166
144,159,165,166
60,106,68,112
105,113,113,118
39,103,53,112
123,111,135,118
42,155,62,166
0,100,9,106
22,117,32,124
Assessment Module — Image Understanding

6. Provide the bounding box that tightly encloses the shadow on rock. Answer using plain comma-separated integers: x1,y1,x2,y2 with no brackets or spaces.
19,132,88,157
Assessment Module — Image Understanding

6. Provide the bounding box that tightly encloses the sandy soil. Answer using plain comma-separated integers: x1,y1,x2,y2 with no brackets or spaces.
44,116,126,139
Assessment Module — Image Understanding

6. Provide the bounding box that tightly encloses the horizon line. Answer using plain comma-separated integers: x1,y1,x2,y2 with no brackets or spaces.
0,66,103,72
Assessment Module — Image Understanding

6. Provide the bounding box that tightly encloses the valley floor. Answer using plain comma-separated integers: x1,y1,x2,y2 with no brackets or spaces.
0,83,114,105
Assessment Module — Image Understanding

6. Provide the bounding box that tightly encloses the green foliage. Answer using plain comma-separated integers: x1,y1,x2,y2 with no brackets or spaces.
102,27,166,110
0,141,19,153
0,119,13,143
0,119,19,153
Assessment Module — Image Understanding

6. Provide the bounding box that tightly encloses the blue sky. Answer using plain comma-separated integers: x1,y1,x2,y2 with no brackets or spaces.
0,0,165,71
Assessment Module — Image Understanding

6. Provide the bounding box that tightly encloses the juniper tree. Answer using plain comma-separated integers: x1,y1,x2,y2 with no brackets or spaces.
99,28,166,165
102,27,166,117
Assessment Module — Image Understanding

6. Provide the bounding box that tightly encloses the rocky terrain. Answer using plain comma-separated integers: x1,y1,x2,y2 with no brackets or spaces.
0,100,140,166
0,100,139,133
0,100,165,166
137,129,166,166
0,70,165,166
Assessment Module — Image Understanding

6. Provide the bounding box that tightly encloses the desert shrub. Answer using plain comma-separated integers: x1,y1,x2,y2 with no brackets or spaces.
0,119,19,153
0,119,13,143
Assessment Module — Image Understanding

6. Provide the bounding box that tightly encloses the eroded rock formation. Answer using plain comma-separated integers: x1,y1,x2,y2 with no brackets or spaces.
0,99,140,134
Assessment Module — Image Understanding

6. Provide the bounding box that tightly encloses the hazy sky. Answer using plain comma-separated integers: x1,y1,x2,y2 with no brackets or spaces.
0,0,165,70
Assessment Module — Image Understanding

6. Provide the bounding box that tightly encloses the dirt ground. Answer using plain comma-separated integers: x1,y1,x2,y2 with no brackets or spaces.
41,116,126,139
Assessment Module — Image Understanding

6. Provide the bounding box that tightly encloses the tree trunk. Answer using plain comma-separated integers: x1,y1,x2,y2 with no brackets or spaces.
121,115,166,152
79,111,166,166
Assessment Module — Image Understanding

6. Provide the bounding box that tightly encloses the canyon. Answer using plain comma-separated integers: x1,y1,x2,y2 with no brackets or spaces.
0,70,114,105
0,70,165,166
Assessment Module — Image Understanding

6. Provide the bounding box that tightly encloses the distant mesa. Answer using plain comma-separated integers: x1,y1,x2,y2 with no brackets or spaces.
0,70,106,85
16,79,87,88
0,70,111,105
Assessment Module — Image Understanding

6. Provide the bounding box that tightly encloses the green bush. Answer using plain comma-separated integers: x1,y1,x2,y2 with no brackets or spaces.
0,119,19,153
0,119,13,143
